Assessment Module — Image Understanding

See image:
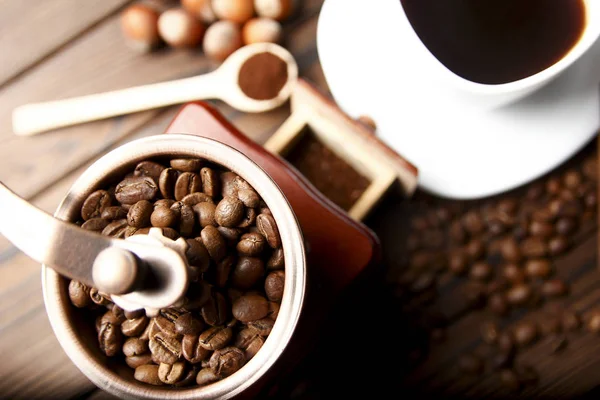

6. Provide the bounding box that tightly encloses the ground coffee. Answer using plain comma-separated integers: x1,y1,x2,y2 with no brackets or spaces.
68,157,285,388
285,129,370,211
238,52,288,100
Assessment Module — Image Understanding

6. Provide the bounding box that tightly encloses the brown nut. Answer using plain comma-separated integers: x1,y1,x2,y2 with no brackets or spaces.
120,4,161,52
203,21,243,62
158,8,205,48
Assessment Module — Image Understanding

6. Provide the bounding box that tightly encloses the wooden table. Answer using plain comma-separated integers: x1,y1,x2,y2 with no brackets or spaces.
0,1,597,399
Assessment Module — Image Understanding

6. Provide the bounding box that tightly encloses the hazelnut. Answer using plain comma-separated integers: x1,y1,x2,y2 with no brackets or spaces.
120,4,161,52
158,8,205,48
254,0,294,21
203,20,243,62
181,0,217,24
212,0,255,24
242,17,282,44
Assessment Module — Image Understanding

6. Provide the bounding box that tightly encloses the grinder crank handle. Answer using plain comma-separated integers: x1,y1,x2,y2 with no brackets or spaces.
0,181,188,310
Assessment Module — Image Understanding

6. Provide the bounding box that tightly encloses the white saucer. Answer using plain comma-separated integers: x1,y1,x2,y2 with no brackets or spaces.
316,0,600,200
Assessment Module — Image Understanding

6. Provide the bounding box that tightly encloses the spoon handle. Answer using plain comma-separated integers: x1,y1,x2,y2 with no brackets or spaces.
12,72,221,136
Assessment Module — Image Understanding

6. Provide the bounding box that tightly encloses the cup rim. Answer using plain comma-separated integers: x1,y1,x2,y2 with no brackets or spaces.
42,134,307,399
397,0,600,95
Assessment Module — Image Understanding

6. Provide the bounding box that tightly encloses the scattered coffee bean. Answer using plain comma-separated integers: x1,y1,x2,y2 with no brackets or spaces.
513,321,538,347
541,279,568,298
525,259,552,279
587,311,600,334
506,284,532,306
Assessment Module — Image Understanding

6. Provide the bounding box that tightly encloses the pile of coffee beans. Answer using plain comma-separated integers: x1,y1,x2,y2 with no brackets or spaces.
68,157,285,387
389,152,597,392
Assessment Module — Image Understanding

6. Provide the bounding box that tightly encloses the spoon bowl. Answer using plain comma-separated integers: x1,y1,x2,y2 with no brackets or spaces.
12,43,298,136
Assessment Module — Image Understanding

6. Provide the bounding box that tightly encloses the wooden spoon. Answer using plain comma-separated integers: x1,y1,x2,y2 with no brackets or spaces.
12,43,298,136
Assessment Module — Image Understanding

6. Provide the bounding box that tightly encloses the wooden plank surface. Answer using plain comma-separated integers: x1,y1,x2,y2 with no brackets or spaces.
0,0,598,399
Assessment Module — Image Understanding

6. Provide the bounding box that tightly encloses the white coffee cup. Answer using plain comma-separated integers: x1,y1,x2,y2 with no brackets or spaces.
384,0,600,109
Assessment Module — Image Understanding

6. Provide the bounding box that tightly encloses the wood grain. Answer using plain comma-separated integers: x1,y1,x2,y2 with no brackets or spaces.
0,0,132,88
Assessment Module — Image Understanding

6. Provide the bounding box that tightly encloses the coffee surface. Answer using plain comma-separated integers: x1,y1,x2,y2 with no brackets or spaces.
401,0,586,84
238,52,288,100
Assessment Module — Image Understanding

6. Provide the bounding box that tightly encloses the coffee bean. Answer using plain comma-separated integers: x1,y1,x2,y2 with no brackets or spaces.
162,227,180,240
215,196,245,227
529,220,554,238
267,248,284,270
123,337,149,357
110,306,127,322
585,192,597,209
69,280,92,308
216,226,243,243
158,168,178,199
174,172,202,201
81,190,112,221
182,334,212,363
90,288,111,306
237,232,266,257
196,368,220,386
155,309,182,338
264,270,285,302
513,321,538,347
236,189,259,209
115,176,158,205
232,294,269,322
458,354,483,375
186,239,210,272
100,309,125,326
449,220,467,244
256,213,282,249
488,293,509,316
563,169,582,189
158,361,186,384
126,354,153,369
448,251,468,275
587,311,600,334
502,264,525,283
135,364,164,386
122,316,150,337
171,158,202,172
150,206,178,228
209,347,245,377
134,161,165,181
546,177,562,194
231,257,265,290
183,281,212,311
201,290,229,326
515,365,539,386
175,313,204,336
248,318,274,336
520,237,547,259
470,262,492,281
127,200,153,228
237,208,257,229
500,369,521,391
100,219,128,238
212,255,233,288
497,332,515,354
481,321,500,344
541,279,568,298
201,226,226,261
526,183,544,200
548,236,569,256
199,326,233,350
171,202,195,237
486,278,509,296
462,211,484,234
506,284,532,306
525,259,551,279
410,252,432,270
101,206,128,221
150,331,182,364
193,201,218,228
562,310,581,331
98,322,123,357
235,329,264,360
198,167,219,198
181,192,214,207
501,238,522,263
81,218,110,232
267,301,280,320
220,171,238,197
466,239,485,261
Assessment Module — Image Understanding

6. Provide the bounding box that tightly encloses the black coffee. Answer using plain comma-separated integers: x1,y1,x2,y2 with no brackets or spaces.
401,0,586,84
